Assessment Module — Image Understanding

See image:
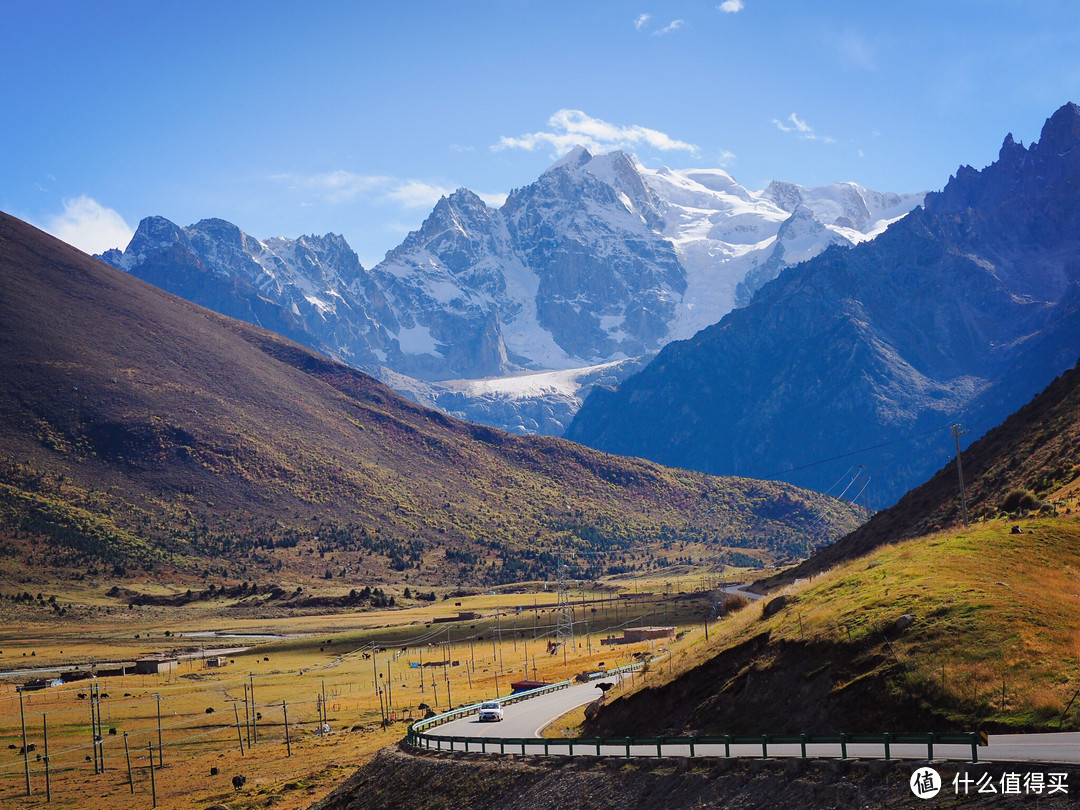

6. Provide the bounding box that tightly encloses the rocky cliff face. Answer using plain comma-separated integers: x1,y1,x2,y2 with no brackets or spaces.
566,103,1080,508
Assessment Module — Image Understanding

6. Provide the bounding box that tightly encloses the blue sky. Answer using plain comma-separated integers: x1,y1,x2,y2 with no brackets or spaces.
4,1,1080,268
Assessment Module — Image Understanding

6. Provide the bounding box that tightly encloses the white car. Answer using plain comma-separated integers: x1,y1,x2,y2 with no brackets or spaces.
477,700,504,722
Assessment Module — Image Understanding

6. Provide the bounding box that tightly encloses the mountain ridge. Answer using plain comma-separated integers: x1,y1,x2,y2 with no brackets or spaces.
0,211,866,587
566,102,1080,507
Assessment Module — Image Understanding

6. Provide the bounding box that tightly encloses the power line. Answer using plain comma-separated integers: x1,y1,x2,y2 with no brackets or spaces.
764,423,955,479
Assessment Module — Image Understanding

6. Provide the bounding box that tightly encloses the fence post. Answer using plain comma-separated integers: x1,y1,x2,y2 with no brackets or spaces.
840,733,848,760
926,733,934,761
970,732,978,764
724,735,731,758
761,735,768,759
883,733,891,761
626,738,631,758
800,733,807,759
657,737,663,758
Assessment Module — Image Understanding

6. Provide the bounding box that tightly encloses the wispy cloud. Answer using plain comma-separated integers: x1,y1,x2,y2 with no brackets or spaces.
384,180,457,209
274,171,502,211
634,13,651,30
40,196,134,254
717,0,744,12
653,19,685,35
716,148,737,167
830,28,876,71
493,109,699,157
772,113,836,144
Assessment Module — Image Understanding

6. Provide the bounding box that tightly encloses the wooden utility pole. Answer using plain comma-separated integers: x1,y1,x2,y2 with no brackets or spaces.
249,673,258,744
19,688,30,795
233,704,245,755
124,731,133,794
148,744,157,807
154,692,163,767
952,424,970,525
282,701,292,757
43,713,51,802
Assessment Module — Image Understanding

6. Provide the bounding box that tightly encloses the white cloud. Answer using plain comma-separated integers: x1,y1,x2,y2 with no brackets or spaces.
273,170,392,203
41,196,134,254
493,109,699,157
274,172,503,212
717,0,744,12
477,191,509,208
385,180,457,209
653,19,685,35
772,113,836,144
634,13,651,30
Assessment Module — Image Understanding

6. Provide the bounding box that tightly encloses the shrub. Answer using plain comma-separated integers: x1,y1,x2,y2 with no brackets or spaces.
1002,488,1039,514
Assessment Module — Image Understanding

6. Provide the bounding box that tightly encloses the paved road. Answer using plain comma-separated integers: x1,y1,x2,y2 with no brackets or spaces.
438,680,621,739
426,681,1080,763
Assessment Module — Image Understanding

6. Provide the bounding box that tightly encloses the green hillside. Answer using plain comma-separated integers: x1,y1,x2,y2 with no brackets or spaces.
589,360,1080,737
0,212,866,594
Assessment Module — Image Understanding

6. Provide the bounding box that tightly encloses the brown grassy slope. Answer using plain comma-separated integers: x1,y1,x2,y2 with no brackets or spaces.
754,358,1080,591
0,212,866,586
589,516,1080,738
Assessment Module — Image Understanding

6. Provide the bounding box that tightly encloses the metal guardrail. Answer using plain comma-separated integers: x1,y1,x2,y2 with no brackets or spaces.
407,665,985,763
408,730,984,763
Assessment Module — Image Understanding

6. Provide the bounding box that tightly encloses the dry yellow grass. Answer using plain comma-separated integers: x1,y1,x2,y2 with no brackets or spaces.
611,515,1080,730
0,581,722,808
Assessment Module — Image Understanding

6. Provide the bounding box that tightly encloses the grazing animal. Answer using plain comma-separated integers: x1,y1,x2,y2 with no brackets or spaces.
232,775,246,791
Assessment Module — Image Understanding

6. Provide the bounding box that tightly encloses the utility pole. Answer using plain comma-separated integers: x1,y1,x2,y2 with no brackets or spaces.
19,687,30,796
952,424,970,525
555,559,575,666
154,692,163,766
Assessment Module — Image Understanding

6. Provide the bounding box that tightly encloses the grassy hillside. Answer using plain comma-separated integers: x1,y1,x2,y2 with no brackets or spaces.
755,359,1080,591
0,212,866,594
589,514,1080,737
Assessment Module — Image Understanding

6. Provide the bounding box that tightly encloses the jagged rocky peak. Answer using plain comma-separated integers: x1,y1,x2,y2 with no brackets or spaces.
763,180,805,213
1034,100,1080,155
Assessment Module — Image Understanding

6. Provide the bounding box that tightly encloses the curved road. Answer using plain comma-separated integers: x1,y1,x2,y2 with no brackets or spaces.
428,682,1080,763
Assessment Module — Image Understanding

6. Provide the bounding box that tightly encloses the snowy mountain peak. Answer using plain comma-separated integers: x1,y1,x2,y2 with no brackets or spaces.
100,150,924,435
547,144,595,173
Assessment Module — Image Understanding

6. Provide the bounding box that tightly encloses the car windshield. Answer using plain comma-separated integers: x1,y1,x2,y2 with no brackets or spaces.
480,702,500,710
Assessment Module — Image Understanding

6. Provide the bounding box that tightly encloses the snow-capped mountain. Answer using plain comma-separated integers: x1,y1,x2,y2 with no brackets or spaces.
100,150,922,434
99,216,397,369
567,102,1080,507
